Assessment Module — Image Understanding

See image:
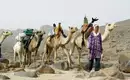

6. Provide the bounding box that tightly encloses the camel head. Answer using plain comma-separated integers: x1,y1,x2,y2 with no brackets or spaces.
106,23,117,31
2,30,13,36
68,26,78,33
35,30,45,36
34,30,45,39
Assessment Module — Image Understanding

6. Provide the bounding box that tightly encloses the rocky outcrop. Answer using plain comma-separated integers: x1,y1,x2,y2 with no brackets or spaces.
118,53,130,73
36,65,55,74
88,66,125,80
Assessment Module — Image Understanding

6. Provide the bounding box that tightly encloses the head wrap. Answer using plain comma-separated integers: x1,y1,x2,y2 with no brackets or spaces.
83,16,88,24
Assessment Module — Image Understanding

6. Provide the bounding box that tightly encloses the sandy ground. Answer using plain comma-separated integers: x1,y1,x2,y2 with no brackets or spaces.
0,68,130,80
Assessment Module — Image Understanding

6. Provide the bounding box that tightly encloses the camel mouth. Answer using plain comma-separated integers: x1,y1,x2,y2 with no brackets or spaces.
71,30,77,33
109,29,113,31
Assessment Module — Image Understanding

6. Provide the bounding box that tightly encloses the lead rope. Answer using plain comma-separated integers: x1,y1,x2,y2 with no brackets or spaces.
0,44,1,58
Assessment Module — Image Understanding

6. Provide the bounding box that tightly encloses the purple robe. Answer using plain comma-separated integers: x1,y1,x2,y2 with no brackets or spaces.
88,32,103,59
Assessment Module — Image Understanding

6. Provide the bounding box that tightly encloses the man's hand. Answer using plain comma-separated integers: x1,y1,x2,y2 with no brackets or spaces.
92,17,99,23
101,54,104,61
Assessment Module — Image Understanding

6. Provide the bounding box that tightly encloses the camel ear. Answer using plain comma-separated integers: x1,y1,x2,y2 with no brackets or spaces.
36,31,39,34
105,23,108,25
75,27,78,30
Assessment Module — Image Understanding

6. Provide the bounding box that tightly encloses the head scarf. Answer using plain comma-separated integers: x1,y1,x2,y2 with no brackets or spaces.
83,16,88,24
93,24,100,36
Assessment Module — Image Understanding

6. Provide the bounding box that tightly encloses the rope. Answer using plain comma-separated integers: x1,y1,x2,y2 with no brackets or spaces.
0,44,1,58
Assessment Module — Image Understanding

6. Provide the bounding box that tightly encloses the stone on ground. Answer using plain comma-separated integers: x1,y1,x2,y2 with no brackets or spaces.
14,71,38,78
118,53,130,73
36,65,55,74
0,75,10,80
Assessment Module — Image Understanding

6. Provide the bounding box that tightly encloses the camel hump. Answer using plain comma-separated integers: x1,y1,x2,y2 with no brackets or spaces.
48,30,55,36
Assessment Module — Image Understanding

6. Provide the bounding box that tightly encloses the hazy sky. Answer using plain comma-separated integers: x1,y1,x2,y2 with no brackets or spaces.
0,0,130,30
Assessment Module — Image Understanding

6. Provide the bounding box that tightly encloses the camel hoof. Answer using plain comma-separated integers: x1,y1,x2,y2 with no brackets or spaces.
61,61,69,70
71,61,74,65
44,60,54,65
77,65,84,71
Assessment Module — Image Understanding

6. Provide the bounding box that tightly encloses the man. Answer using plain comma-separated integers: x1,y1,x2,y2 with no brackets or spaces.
87,25,103,72
49,23,66,39
54,23,67,38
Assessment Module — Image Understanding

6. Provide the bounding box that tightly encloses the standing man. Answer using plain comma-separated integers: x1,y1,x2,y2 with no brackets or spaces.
87,24,103,71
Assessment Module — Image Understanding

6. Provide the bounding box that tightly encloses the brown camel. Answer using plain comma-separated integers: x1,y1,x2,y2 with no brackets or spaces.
42,27,78,68
26,30,45,65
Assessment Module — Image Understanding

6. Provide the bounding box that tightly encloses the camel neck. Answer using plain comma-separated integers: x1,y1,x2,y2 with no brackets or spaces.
102,27,110,41
0,35,7,44
61,32,72,45
36,35,43,48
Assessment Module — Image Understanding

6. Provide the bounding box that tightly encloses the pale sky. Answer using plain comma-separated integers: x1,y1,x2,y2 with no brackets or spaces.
0,0,130,30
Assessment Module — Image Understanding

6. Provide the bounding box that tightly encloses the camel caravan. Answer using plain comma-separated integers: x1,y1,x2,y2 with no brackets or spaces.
0,17,117,72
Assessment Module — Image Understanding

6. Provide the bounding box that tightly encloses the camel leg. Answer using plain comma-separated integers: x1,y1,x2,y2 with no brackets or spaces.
32,52,35,63
53,48,57,62
14,51,17,62
42,45,48,63
69,44,75,56
32,50,37,63
63,47,72,69
46,48,52,64
34,50,38,62
29,52,32,65
27,52,31,66
21,52,25,68
43,46,52,64
69,44,75,64
42,52,46,63
77,47,84,70
26,52,29,65
24,52,27,65
18,52,22,67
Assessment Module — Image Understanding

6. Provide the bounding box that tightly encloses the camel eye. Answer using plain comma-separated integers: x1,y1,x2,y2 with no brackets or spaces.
71,27,73,29
108,24,111,26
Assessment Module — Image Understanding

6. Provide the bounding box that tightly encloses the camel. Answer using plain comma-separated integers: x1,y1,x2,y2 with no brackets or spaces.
0,30,13,57
69,23,117,69
13,30,45,66
13,33,26,67
26,30,45,65
42,26,78,68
